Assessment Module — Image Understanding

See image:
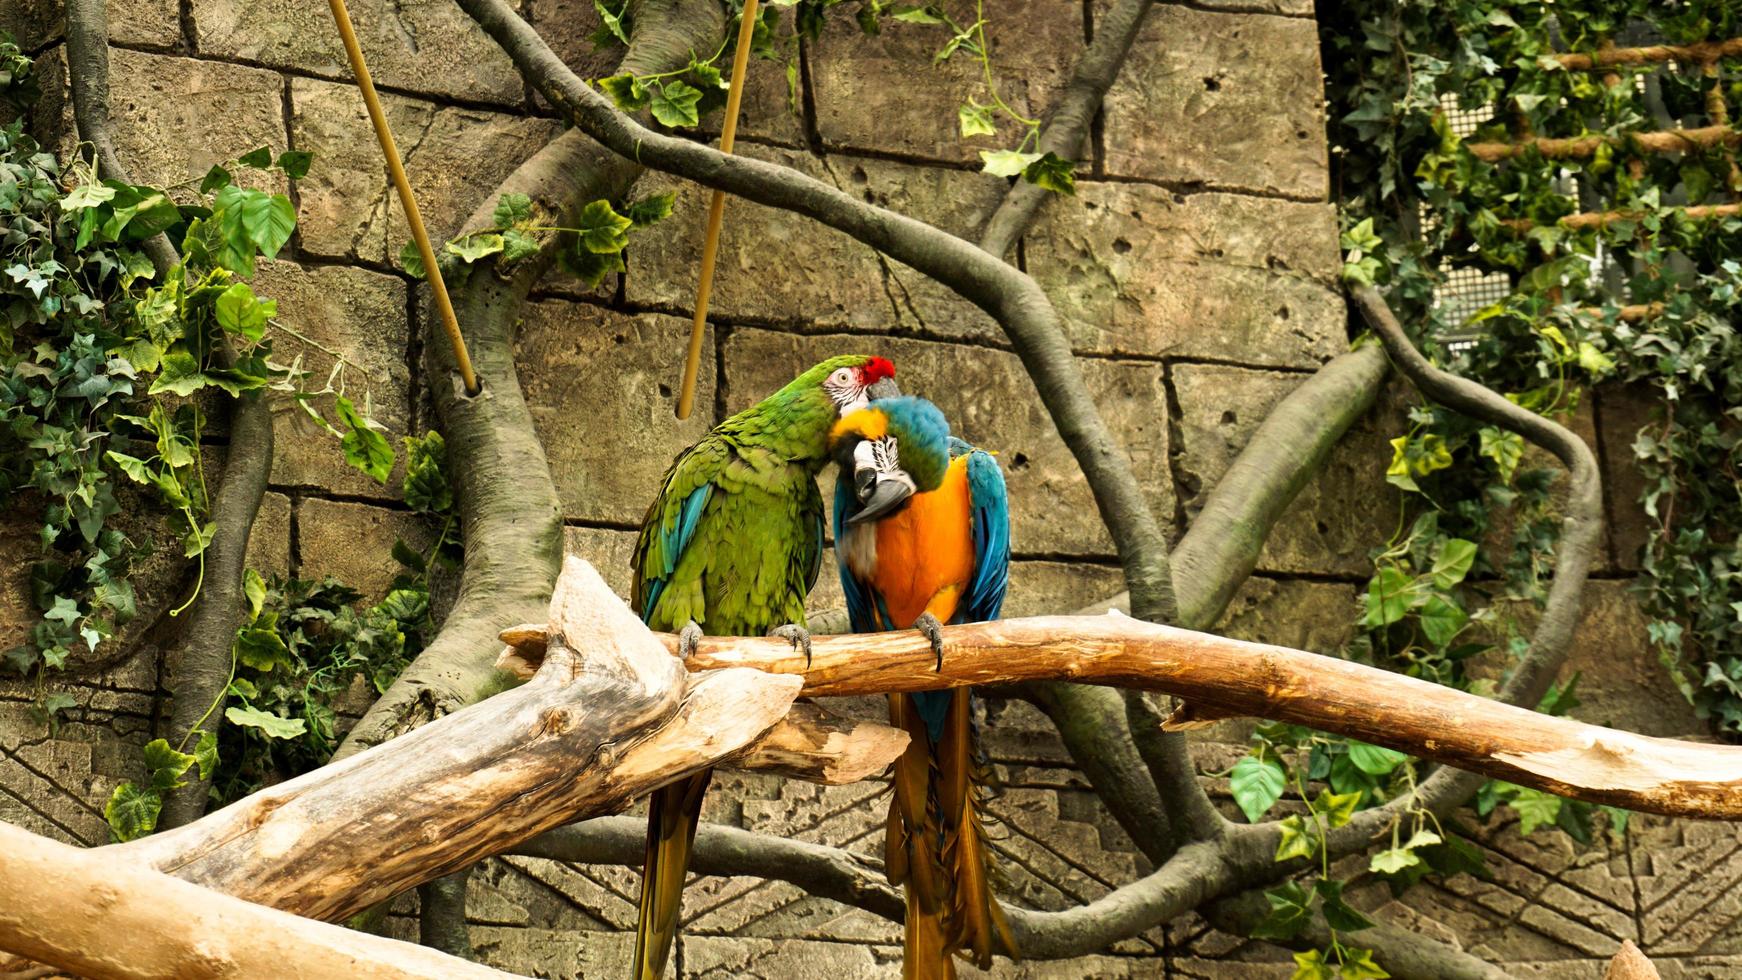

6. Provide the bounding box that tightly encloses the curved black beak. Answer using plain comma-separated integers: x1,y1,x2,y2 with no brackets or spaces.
848,474,913,524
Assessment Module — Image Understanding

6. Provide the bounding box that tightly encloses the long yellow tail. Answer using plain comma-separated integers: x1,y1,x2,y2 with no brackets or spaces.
937,688,1017,968
632,770,711,979
885,690,1017,978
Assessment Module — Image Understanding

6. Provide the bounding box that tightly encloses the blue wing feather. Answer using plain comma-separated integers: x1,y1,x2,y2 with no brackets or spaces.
960,447,1010,624
639,483,713,626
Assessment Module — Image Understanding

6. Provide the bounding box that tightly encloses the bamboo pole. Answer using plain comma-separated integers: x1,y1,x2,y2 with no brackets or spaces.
675,0,760,419
327,0,479,395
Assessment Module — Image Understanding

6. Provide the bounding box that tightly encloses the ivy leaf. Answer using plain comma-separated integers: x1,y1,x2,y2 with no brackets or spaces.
446,232,505,263
191,728,218,782
234,625,289,670
239,190,296,260
1509,788,1563,834
275,150,313,179
624,191,676,227
104,451,152,484
1363,566,1415,627
214,282,273,342
492,192,533,229
979,149,1043,178
593,0,630,44
243,567,267,622
501,229,540,264
1341,947,1392,980
891,5,946,24
1022,152,1076,195
236,146,273,168
575,199,634,254
60,182,117,210
32,692,78,736
200,165,233,194
1418,594,1468,647
105,782,162,842
958,102,996,137
650,80,703,128
1430,538,1478,589
1369,845,1421,874
1347,740,1407,776
142,737,198,792
1249,881,1313,940
1230,754,1286,822
1478,427,1523,484
1315,878,1375,931
335,395,394,484
561,246,626,287
398,240,426,279
225,704,307,740
1289,948,1336,980
1274,814,1317,861
598,73,648,112
1313,789,1362,828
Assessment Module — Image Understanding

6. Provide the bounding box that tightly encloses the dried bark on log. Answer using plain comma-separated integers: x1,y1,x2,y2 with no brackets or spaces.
1468,124,1740,161
499,595,1742,819
114,558,809,922
0,821,519,980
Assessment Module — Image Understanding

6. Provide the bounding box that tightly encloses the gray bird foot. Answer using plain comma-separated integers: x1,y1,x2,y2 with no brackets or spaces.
770,623,813,670
914,612,945,672
677,620,704,661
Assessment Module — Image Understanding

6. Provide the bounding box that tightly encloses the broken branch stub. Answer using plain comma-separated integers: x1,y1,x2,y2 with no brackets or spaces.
117,558,802,922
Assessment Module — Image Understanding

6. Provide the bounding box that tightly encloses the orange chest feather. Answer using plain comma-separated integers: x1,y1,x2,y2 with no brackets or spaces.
870,456,975,628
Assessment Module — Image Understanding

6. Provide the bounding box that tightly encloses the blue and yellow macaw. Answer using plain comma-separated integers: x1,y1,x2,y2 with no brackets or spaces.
830,396,1016,978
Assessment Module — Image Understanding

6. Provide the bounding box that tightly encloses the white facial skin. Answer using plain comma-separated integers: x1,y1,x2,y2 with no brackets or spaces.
824,366,871,414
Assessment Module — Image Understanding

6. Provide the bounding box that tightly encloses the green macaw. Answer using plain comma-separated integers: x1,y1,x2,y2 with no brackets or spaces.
629,353,898,979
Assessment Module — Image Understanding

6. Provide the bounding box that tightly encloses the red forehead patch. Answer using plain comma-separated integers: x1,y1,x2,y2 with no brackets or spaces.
862,357,895,383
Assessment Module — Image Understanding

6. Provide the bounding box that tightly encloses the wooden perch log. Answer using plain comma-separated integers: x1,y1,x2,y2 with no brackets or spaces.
0,820,520,980
1468,125,1742,162
501,603,1742,819
1548,36,1742,70
116,557,806,922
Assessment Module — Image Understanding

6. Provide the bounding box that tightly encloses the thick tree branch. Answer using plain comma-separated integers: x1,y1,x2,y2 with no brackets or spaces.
418,868,473,961
334,0,725,758
457,0,1177,628
1349,285,1604,822
0,821,519,980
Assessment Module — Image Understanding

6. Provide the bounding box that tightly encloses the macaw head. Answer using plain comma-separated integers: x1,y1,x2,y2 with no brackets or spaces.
830,395,952,524
794,354,896,417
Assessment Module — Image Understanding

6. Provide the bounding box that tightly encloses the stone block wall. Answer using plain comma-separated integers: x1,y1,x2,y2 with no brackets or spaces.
2,0,1738,976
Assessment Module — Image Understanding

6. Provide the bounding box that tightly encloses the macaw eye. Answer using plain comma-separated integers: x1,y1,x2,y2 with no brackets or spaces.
831,368,853,386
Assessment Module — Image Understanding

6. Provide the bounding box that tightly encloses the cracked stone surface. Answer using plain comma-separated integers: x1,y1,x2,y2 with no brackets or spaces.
1024,183,1346,367
289,76,559,264
251,259,413,500
519,301,718,526
809,0,1085,167
1100,4,1329,199
191,0,524,104
106,48,289,194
